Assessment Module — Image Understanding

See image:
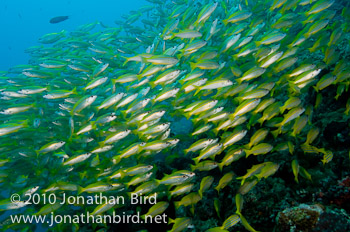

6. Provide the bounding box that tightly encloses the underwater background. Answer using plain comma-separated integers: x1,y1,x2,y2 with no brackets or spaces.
1,0,350,231
0,0,148,70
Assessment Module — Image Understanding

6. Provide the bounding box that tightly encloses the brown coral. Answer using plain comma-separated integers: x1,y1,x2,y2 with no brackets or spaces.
276,204,323,232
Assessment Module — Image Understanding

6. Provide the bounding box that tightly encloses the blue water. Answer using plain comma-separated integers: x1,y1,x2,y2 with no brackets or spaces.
0,0,148,71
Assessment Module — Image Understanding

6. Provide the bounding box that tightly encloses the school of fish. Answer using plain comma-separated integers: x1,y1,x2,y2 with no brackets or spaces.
0,0,349,231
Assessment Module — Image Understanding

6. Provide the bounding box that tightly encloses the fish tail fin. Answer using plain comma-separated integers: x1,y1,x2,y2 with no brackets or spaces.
190,164,196,171
151,98,157,105
98,141,106,147
95,105,102,113
174,201,181,210
72,87,78,95
168,218,175,225
240,179,246,186
213,127,219,135
120,109,129,118
271,128,281,138
140,56,148,64
178,78,186,85
154,179,161,186
257,118,265,126
244,143,251,150
289,131,297,138
239,213,259,232
121,56,130,66
184,148,190,155
192,157,200,165
198,191,203,199
190,117,199,125
112,156,121,165
69,109,75,117
235,97,243,103
236,77,243,85
193,88,201,96
279,106,285,114
22,119,30,128
190,62,196,70
45,85,52,92
136,74,143,80
60,29,67,36
149,81,157,89
77,186,84,195
218,162,224,172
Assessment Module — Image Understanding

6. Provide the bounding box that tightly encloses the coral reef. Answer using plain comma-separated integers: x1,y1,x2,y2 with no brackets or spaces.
276,204,323,232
